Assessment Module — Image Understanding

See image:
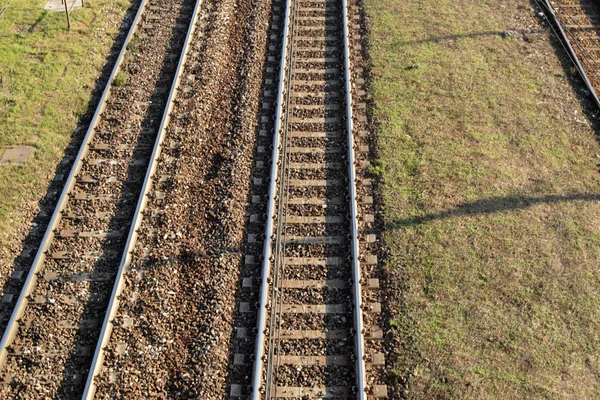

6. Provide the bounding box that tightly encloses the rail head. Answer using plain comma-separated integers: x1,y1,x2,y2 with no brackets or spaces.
340,0,367,396
250,0,367,397
251,0,293,397
79,0,207,397
0,0,148,373
539,0,600,108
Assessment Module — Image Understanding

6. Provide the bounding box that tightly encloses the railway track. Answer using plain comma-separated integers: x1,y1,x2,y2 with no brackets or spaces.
229,0,387,397
541,0,600,105
0,0,202,395
84,0,275,396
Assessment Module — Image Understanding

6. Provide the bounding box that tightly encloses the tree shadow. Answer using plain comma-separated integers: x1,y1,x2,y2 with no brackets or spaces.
385,192,600,230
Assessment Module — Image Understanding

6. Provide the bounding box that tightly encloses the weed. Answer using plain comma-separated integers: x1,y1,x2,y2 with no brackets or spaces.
112,72,128,87
126,36,140,54
368,161,385,177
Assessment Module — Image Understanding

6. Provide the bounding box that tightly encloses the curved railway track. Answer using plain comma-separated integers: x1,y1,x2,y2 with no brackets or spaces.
0,0,202,395
541,0,600,106
229,0,387,397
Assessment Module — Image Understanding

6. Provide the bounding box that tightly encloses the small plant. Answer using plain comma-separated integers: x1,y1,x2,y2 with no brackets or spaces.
126,37,140,55
389,318,401,329
112,72,128,87
388,368,403,383
369,161,385,177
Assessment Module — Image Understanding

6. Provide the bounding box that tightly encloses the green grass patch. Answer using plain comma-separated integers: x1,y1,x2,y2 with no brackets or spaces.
365,0,600,398
0,0,131,244
112,71,128,87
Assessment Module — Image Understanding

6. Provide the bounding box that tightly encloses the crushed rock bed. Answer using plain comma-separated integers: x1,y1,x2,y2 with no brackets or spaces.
93,0,272,397
0,3,136,334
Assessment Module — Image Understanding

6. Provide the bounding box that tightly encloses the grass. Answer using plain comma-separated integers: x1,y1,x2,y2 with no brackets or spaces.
364,0,600,398
112,72,128,87
0,0,131,245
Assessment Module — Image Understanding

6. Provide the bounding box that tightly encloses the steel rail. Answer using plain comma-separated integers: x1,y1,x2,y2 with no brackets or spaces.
547,1,600,80
540,0,600,108
252,0,367,397
251,0,293,395
341,0,367,396
265,0,299,396
0,0,148,371
81,0,205,396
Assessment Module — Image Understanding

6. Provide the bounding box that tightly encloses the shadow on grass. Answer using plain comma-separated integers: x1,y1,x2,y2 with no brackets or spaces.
385,192,600,230
28,10,47,33
390,28,545,47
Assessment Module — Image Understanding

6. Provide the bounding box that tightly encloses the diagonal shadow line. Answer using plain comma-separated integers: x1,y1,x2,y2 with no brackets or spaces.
385,193,600,230
28,10,46,32
389,29,546,47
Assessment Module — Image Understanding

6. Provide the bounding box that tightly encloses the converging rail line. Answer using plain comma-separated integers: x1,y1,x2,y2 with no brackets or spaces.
230,0,387,397
0,0,203,395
